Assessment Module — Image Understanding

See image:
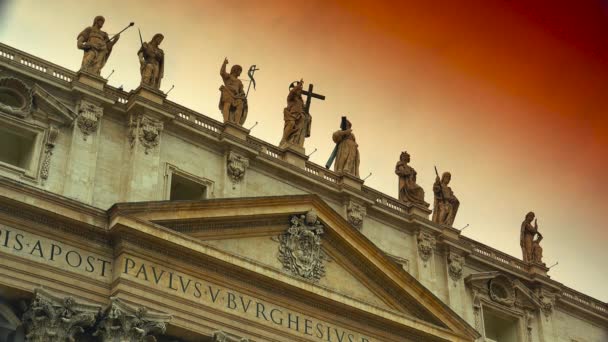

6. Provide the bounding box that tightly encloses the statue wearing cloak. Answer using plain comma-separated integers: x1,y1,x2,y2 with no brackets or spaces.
219,58,247,125
77,16,118,75
520,212,538,263
138,34,164,89
432,172,460,226
280,80,311,149
332,119,360,177
395,151,426,205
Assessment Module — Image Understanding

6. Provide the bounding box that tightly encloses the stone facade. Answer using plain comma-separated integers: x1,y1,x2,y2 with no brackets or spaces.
0,42,606,342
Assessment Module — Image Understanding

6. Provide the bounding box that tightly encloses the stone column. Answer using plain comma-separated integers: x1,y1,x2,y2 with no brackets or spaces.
21,288,100,342
93,297,171,342
224,150,249,197
415,230,436,289
62,99,103,204
536,293,556,342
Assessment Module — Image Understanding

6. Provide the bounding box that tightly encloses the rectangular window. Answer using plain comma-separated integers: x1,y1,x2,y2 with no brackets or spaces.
164,163,214,201
0,116,44,180
483,308,520,342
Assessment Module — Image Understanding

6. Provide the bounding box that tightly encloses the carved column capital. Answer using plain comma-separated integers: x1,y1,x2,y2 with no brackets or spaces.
77,100,103,140
346,201,366,230
93,297,171,342
129,113,164,154
447,252,464,281
213,330,251,342
21,288,100,342
226,151,249,187
417,230,436,262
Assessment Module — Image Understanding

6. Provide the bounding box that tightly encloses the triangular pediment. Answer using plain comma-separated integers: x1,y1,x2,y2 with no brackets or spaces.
109,195,479,341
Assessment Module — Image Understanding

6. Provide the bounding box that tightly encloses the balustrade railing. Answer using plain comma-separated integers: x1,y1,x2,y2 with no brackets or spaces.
0,43,74,84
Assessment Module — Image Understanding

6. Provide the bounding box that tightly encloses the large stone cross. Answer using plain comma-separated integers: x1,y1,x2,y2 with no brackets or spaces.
302,83,325,114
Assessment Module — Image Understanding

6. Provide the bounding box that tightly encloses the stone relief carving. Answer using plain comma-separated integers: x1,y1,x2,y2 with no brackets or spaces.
447,252,464,281
0,77,33,118
488,276,516,307
525,310,534,342
21,288,100,342
278,210,326,282
213,330,251,342
471,288,482,331
226,151,249,187
40,125,59,180
346,201,366,230
77,100,103,140
129,113,163,154
93,297,171,342
417,231,436,263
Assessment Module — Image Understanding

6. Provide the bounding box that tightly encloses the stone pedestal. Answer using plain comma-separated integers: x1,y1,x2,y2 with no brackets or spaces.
339,172,364,191
529,263,549,277
281,145,308,169
132,84,166,104
75,71,107,91
223,122,250,141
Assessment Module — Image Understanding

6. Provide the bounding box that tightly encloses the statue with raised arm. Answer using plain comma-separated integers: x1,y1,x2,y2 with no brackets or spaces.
332,119,360,177
520,212,539,263
395,151,426,205
77,16,119,75
432,171,460,226
219,58,247,125
279,79,310,149
138,33,164,89
532,232,544,264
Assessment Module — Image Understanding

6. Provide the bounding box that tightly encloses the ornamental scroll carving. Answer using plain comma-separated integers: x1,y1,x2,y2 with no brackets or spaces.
417,231,435,263
447,252,464,281
77,100,103,140
488,276,516,307
21,288,100,342
0,77,33,118
278,210,326,282
347,201,366,230
129,113,163,154
93,297,171,342
40,126,59,180
226,151,249,187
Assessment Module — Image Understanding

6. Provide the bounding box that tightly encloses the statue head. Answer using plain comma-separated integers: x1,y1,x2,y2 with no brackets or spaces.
230,64,242,77
400,151,410,163
93,16,105,28
441,172,451,184
525,211,535,222
304,210,318,226
152,33,164,46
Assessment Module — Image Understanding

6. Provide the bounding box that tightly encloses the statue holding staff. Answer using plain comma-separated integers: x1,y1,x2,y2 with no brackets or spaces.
77,16,131,75
138,33,164,89
432,168,460,226
219,58,247,125
520,211,540,263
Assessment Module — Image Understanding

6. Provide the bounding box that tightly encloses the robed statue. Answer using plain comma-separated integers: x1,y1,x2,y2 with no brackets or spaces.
520,212,543,263
332,119,360,177
77,16,119,75
138,33,164,89
395,151,426,205
432,171,460,226
219,58,247,125
280,79,310,149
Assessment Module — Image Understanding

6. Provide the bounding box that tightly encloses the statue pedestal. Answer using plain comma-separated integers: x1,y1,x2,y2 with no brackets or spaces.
75,71,107,91
131,84,166,104
223,122,250,141
529,262,549,277
339,173,364,191
281,145,308,169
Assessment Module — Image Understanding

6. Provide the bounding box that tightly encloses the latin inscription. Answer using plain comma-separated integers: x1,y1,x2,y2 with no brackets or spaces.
121,255,374,342
0,224,112,281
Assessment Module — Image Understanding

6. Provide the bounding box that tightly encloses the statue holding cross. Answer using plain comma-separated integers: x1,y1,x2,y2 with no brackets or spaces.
279,79,325,150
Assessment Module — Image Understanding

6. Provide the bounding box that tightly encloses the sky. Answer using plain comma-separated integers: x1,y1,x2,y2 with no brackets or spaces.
1,0,607,302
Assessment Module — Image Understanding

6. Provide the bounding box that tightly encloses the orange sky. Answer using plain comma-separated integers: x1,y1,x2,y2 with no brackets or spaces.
1,0,607,301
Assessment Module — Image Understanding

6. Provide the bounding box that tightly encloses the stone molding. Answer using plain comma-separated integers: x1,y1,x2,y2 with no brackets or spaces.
129,113,164,154
40,125,59,180
0,76,33,118
93,297,172,342
76,99,103,140
22,288,101,342
346,200,366,230
417,230,436,262
226,151,249,186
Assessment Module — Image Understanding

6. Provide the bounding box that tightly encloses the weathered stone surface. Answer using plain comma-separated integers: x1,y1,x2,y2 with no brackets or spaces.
77,16,119,75
279,80,310,149
395,151,426,205
138,34,165,89
219,58,247,126
432,171,459,227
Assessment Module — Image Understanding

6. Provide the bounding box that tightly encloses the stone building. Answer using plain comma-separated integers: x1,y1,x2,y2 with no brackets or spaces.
0,41,606,341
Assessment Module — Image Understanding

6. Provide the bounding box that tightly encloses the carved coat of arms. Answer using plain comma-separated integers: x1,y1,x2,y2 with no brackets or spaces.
278,211,326,282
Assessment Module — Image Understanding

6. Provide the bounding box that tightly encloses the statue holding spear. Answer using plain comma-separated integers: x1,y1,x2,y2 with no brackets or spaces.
77,16,134,75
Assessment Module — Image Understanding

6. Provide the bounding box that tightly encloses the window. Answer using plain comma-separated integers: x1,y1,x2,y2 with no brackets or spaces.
164,163,214,201
0,116,44,179
483,308,520,342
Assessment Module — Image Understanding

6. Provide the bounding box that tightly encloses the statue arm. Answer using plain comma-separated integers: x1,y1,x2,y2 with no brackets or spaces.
220,59,229,80
332,129,351,143
76,28,90,50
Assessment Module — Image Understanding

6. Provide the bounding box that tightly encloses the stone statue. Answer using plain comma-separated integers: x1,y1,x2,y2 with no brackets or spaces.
138,33,164,89
532,232,544,264
520,212,540,263
219,58,247,125
432,171,460,226
279,79,310,149
77,16,119,75
395,151,426,205
332,119,360,177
